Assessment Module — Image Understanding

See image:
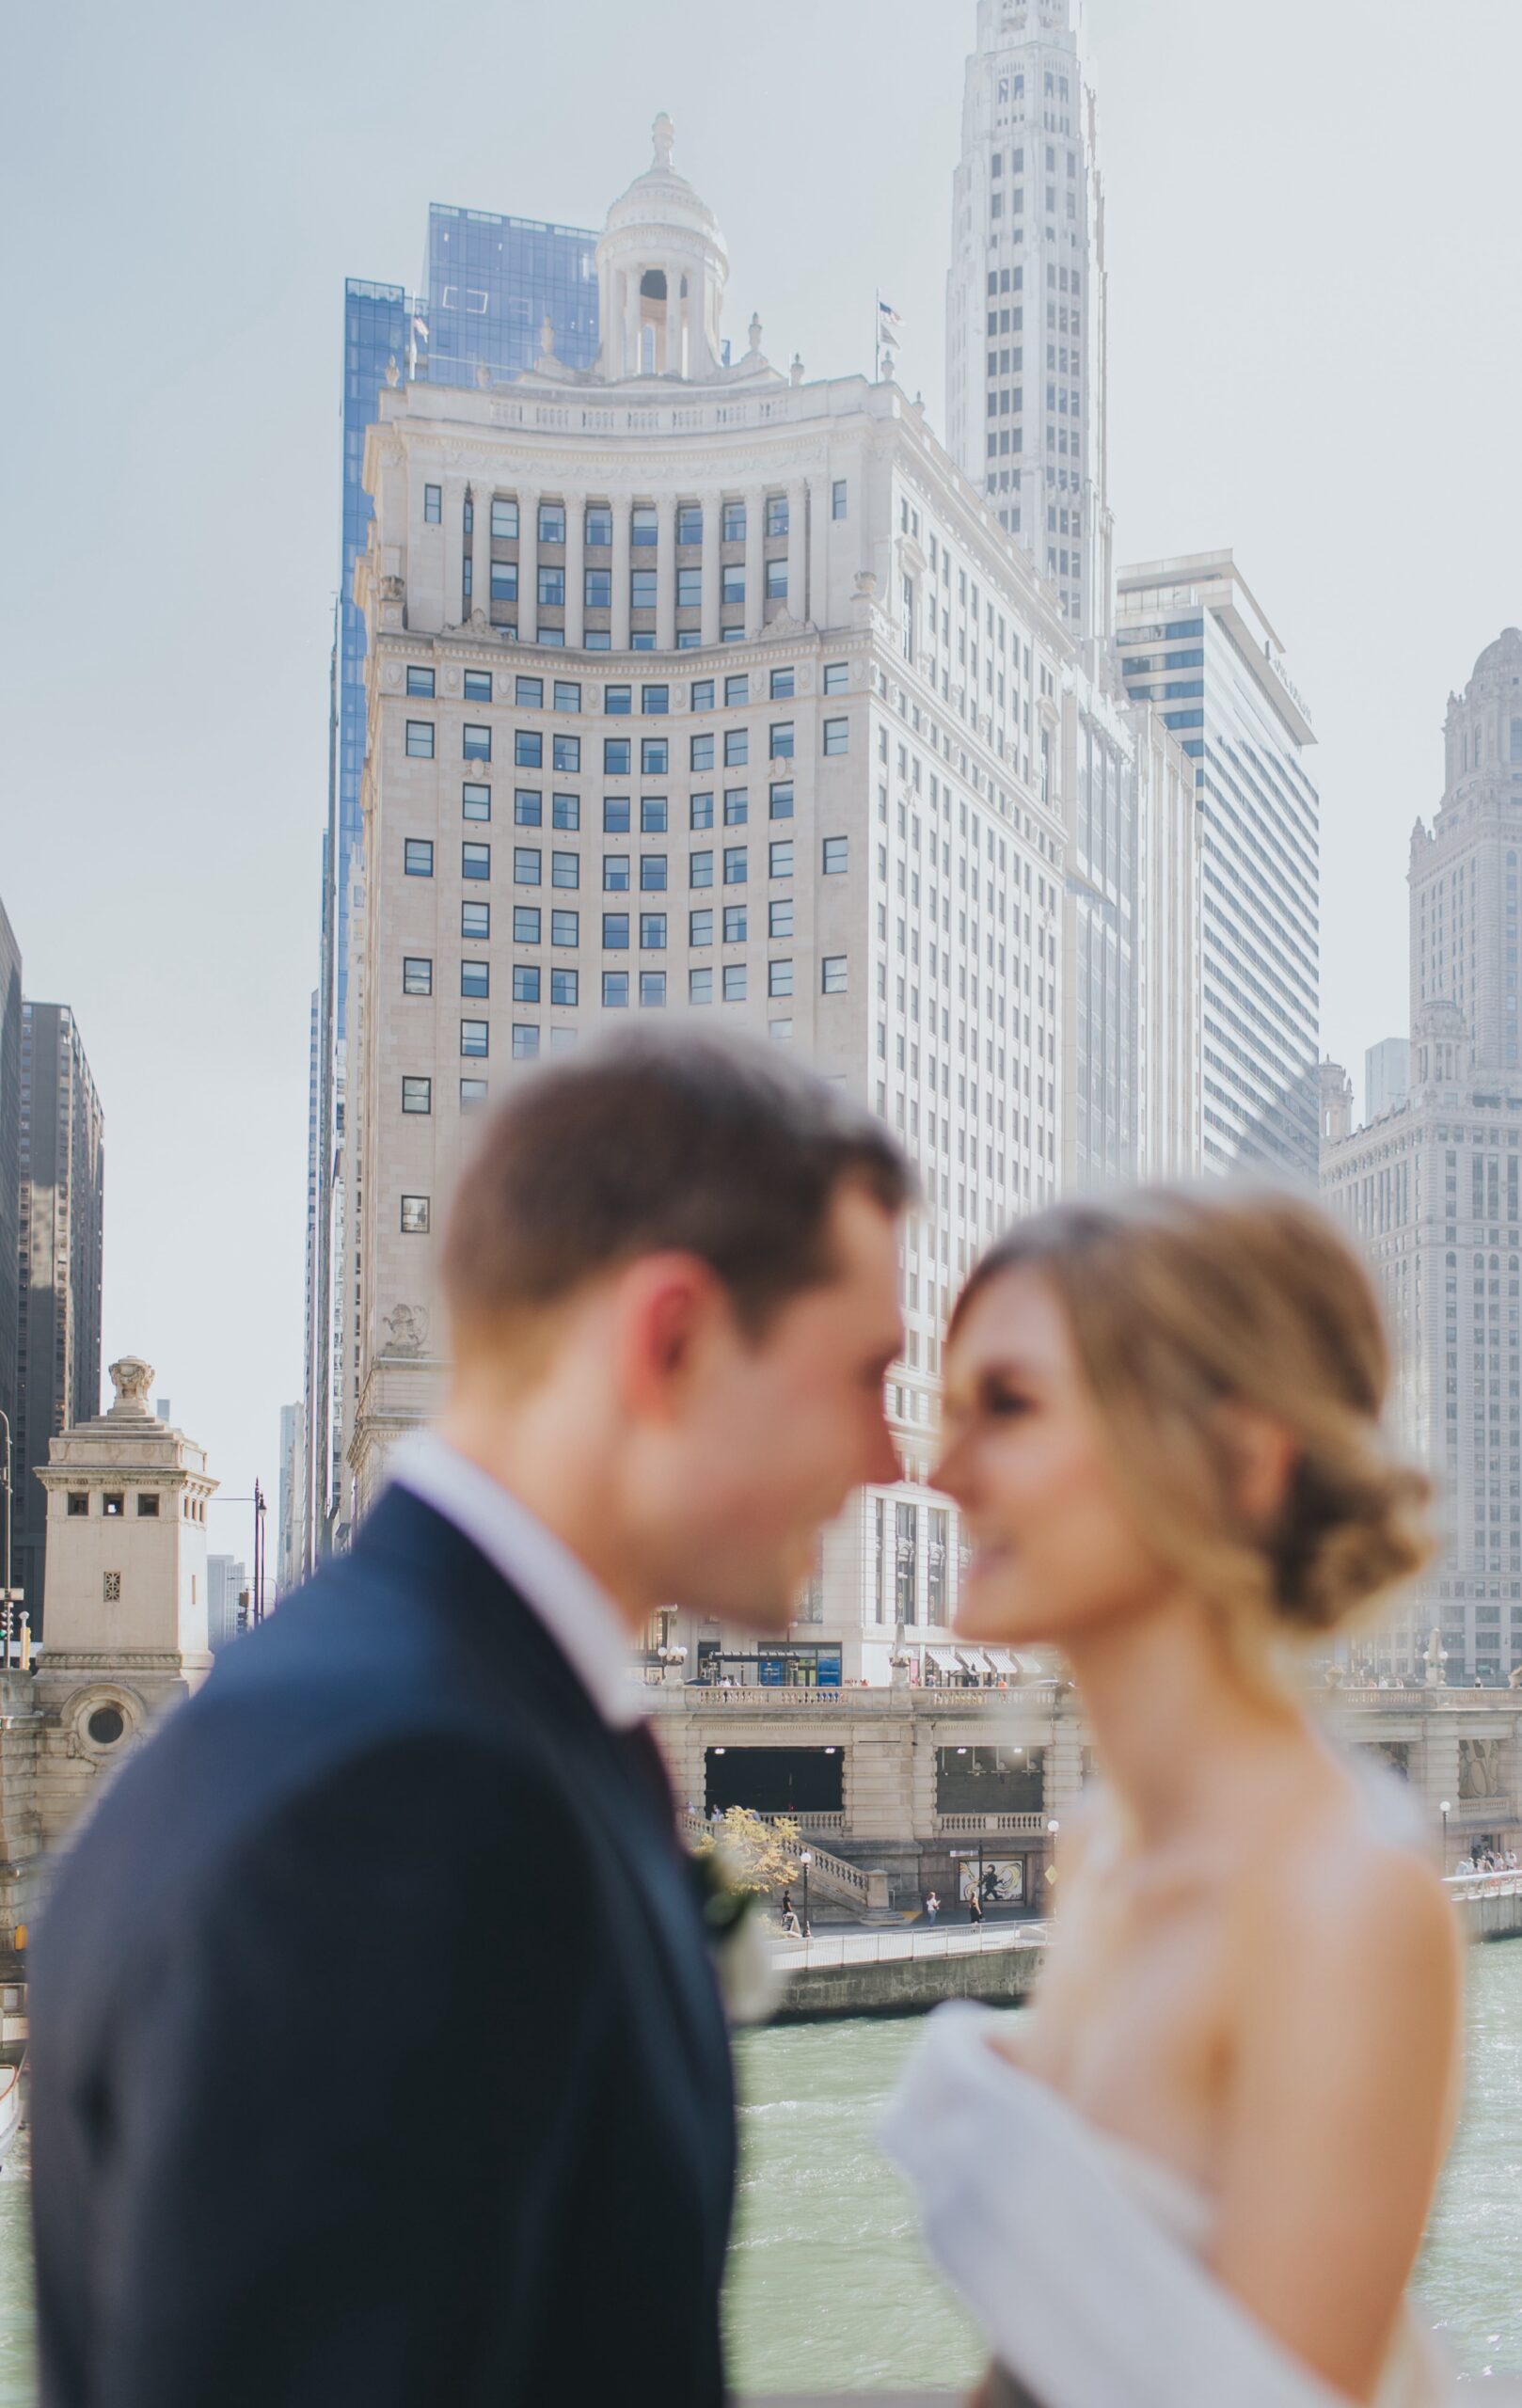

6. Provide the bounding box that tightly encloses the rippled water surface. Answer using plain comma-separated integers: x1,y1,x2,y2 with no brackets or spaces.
726,1939,1522,2395
0,1947,1519,2402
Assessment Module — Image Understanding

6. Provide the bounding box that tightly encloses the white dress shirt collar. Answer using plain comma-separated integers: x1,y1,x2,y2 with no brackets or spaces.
387,1430,643,1729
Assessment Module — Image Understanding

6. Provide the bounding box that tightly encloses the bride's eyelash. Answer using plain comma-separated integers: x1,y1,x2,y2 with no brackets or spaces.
984,1382,1032,1418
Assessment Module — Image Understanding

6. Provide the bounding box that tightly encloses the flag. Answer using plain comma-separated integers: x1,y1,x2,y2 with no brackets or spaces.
878,299,903,342
412,315,430,343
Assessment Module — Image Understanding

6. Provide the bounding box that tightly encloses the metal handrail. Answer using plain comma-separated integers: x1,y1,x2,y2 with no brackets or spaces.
771,1920,1051,1972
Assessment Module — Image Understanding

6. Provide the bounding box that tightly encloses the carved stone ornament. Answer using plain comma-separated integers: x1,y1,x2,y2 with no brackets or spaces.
383,1305,430,1358
1460,1735,1502,1799
382,661,402,688
108,1356,154,1410
378,575,405,602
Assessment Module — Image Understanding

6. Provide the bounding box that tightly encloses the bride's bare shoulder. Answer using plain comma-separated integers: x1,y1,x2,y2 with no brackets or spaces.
1234,1794,1460,2028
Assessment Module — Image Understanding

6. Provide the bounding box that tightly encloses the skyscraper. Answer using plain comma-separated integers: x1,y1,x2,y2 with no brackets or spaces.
1366,1036,1410,1124
0,899,21,1576
1117,552,1320,1180
945,0,1113,641
306,214,599,1566
15,1003,103,1632
1322,630,1522,1683
346,117,1071,1680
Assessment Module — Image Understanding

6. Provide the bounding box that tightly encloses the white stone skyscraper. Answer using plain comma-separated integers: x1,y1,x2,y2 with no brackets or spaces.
946,0,1113,642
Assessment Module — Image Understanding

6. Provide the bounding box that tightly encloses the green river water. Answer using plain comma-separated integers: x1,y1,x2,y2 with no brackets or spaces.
2,1941,1521,2400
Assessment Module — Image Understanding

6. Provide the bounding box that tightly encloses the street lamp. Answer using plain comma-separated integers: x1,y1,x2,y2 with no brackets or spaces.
1440,1799,1451,1871
799,1848,813,1939
1045,1816,1060,1899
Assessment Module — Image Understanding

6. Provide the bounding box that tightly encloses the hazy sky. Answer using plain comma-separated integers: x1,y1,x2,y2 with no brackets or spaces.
5,0,1521,1563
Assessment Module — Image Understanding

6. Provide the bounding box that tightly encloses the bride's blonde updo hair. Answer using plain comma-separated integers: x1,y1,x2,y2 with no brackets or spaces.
950,1185,1435,1655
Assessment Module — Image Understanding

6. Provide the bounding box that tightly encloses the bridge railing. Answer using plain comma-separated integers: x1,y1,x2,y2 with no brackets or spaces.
770,1920,1052,1972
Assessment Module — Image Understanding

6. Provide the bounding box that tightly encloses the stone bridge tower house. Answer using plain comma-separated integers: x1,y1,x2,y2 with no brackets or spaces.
24,1355,217,1885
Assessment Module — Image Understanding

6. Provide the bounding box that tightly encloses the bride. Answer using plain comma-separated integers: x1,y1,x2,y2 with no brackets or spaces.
883,1188,1467,2407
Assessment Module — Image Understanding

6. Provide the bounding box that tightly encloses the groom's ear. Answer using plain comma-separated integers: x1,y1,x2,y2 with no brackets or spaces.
610,1251,735,1422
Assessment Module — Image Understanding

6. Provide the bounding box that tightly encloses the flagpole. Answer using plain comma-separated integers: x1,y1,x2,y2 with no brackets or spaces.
874,287,880,384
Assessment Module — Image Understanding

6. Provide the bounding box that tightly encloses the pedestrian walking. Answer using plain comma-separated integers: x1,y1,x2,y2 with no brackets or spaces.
968,1888,985,1929
925,1891,941,1924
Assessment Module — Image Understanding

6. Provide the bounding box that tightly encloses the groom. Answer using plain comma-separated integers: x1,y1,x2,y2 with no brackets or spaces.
29,1033,908,2408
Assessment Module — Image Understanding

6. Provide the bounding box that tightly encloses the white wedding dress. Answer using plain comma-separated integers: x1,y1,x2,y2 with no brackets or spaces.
881,2001,1472,2408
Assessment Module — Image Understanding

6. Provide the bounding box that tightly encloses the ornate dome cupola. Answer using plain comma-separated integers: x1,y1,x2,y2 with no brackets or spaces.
596,115,728,382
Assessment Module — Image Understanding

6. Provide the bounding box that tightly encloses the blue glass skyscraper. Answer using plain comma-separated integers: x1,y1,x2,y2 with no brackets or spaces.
305,213,598,1568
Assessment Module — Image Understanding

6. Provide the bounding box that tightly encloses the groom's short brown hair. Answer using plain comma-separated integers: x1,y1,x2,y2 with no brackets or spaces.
443,1030,912,1345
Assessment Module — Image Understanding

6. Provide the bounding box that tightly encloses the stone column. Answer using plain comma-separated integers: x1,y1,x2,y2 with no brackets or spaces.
1421,1714,1463,1868
665,280,683,377
744,484,767,639
700,490,721,649
441,475,469,628
625,272,642,377
563,495,585,652
806,473,831,630
469,483,492,624
517,487,539,646
785,480,807,622
610,499,632,653
655,493,677,654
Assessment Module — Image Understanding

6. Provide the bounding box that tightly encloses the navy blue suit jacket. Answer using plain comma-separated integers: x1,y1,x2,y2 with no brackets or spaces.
29,1485,737,2407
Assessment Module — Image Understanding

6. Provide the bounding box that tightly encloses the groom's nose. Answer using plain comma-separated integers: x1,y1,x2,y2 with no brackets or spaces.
863,1407,902,1488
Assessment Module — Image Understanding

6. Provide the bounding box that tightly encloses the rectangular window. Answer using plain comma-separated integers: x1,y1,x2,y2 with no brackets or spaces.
461,960,489,998
832,479,848,519
552,793,579,831
723,846,748,885
462,842,491,880
603,854,630,891
602,972,629,1008
690,966,714,1004
551,851,579,889
538,501,566,546
604,737,632,775
766,495,789,538
769,898,793,939
402,1076,432,1114
463,783,491,822
537,566,565,607
464,670,492,704
690,733,715,771
640,971,667,1007
822,956,848,994
512,907,540,944
460,1078,488,1107
721,564,745,605
690,678,715,711
690,909,714,946
404,839,434,878
640,854,668,891
640,912,668,949
602,797,631,834
723,905,748,943
584,503,611,547
641,685,670,717
822,836,848,874
770,667,795,701
552,735,580,773
723,789,749,826
769,722,795,760
677,566,703,608
553,681,581,713
514,788,542,826
513,847,541,885
640,797,668,833
629,504,658,548
722,500,746,543
400,1195,431,1234
823,661,849,694
765,559,787,600
462,900,490,939
769,958,795,998
513,730,540,768
722,963,747,1003
551,909,579,945
491,562,519,603
603,912,630,949
405,666,435,698
690,850,714,888
584,567,612,608
460,1020,489,1058
424,484,442,524
690,792,715,830
630,569,658,610
642,737,669,775
463,724,491,762
769,783,794,820
405,721,435,759
512,1024,540,1060
550,967,579,1006
491,498,518,539
605,686,633,716
724,674,750,708
769,840,794,879
512,965,540,1005
402,956,432,995
724,730,749,769
823,718,849,754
